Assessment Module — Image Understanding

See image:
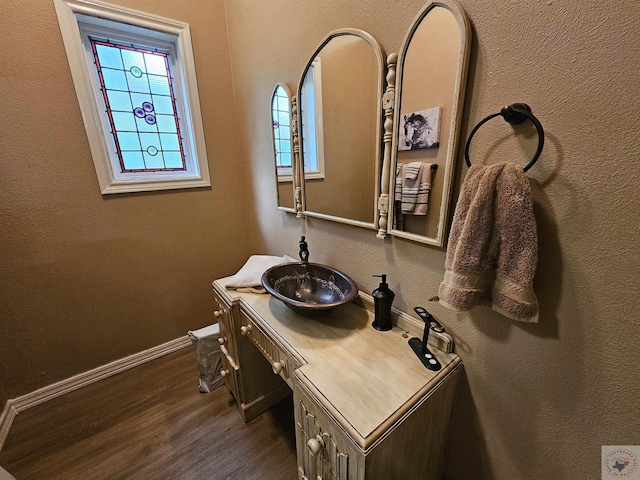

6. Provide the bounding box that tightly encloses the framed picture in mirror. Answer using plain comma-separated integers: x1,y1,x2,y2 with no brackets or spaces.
399,107,442,151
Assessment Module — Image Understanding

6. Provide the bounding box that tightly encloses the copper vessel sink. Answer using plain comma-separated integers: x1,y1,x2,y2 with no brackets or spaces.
261,262,358,315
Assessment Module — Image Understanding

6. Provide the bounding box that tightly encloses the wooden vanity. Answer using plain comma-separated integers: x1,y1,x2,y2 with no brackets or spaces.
212,278,461,480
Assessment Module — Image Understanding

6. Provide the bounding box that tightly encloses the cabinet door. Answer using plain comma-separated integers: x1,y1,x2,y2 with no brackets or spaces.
295,383,361,480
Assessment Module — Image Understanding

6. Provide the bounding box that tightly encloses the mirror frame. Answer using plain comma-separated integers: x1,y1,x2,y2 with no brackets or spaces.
270,82,297,214
297,28,386,230
384,0,471,247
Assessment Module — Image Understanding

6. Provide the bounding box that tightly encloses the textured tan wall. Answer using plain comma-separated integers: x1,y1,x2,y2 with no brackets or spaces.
226,1,640,479
277,179,295,210
0,0,249,406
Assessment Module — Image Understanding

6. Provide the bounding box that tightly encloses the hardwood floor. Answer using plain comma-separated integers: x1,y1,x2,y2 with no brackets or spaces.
0,348,298,479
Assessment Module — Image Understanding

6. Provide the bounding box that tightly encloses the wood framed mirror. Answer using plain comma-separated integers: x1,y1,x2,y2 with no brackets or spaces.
298,29,386,229
385,0,471,246
270,83,296,213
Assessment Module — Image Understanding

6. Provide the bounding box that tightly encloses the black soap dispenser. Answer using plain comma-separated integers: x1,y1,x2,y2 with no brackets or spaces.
372,275,395,331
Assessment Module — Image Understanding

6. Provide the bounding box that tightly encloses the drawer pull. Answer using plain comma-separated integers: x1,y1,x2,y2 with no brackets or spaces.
307,435,325,456
272,361,285,375
240,325,252,335
220,369,229,378
214,310,223,318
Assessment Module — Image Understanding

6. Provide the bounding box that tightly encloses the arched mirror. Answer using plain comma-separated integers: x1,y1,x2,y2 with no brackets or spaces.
386,0,471,246
298,29,385,229
270,83,296,212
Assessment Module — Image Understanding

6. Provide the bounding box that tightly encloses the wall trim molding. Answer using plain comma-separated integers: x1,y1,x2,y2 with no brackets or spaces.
0,402,18,454
0,335,191,452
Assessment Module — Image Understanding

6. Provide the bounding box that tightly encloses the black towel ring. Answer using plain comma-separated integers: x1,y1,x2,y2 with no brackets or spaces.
464,103,544,172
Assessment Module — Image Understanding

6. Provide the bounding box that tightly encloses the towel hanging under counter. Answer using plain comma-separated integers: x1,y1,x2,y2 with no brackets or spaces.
464,103,544,172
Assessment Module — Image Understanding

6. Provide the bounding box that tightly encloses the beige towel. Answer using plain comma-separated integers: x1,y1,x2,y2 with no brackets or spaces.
395,163,406,202
438,163,539,322
395,161,434,215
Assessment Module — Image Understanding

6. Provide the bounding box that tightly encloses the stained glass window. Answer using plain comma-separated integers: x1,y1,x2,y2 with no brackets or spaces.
271,85,292,173
90,38,186,172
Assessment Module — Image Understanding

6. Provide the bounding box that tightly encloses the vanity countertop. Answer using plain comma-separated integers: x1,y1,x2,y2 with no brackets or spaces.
213,278,460,450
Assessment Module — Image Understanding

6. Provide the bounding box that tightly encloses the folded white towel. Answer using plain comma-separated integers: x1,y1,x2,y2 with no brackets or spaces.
225,255,289,292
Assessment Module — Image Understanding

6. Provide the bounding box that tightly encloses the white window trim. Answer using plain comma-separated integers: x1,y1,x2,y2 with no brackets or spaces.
300,58,325,180
53,0,210,194
277,169,294,183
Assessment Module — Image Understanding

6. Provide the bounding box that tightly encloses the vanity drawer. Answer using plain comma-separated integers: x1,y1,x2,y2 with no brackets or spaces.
239,311,300,388
219,342,240,402
295,381,361,480
212,290,237,364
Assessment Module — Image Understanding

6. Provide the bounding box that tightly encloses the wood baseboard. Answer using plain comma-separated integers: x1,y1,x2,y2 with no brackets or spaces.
0,402,17,455
0,336,191,452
